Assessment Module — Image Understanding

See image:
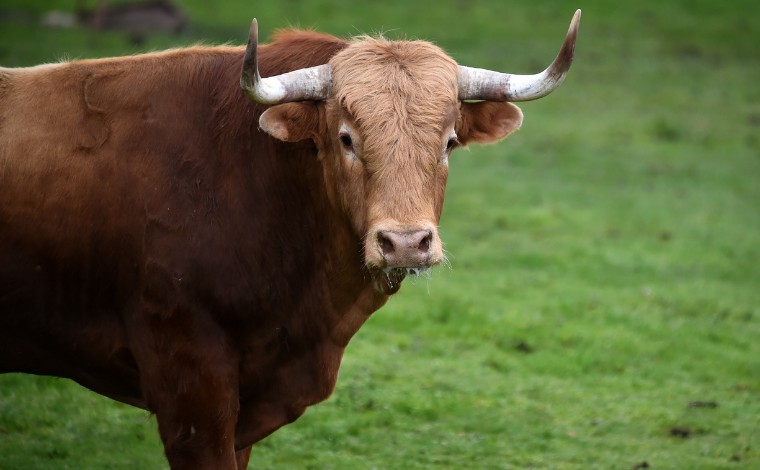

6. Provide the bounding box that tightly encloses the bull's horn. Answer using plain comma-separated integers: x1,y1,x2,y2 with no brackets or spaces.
458,9,581,102
240,18,332,104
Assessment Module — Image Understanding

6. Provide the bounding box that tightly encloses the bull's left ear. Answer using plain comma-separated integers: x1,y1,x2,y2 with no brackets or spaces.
457,101,524,146
259,102,322,142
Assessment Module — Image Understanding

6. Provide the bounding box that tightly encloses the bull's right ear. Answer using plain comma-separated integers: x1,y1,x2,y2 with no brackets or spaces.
259,102,323,142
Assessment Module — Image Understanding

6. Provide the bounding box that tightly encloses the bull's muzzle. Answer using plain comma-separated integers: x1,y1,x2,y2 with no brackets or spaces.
377,229,433,266
366,225,443,271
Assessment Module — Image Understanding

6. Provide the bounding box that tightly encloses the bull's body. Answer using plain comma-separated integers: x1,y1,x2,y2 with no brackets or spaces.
0,12,579,469
1,33,377,468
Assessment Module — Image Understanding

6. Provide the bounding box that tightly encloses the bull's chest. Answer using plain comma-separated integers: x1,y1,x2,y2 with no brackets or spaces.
232,326,346,447
234,285,388,445
238,327,345,406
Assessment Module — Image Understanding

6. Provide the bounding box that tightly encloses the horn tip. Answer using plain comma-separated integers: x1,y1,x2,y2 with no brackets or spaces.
250,18,259,39
241,18,261,91
565,9,581,48
571,9,581,29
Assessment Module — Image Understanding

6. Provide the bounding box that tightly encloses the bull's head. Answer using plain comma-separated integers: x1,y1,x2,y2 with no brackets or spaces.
241,11,580,292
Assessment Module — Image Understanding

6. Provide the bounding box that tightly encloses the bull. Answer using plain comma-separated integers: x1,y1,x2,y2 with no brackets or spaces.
0,10,580,469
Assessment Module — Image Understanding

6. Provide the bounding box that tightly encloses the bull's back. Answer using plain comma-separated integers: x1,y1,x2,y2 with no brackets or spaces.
0,50,233,264
0,62,142,254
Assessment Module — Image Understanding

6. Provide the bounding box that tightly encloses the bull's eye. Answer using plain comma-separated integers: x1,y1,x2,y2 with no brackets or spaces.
338,124,359,161
339,133,353,149
444,132,459,154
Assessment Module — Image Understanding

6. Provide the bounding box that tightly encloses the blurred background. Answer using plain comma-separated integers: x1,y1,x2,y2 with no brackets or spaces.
1,1,758,468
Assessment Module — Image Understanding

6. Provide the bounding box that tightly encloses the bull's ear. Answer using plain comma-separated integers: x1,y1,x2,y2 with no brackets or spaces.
259,102,322,142
457,101,523,146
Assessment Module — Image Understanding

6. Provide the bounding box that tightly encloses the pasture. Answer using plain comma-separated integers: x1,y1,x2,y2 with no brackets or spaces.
1,0,758,468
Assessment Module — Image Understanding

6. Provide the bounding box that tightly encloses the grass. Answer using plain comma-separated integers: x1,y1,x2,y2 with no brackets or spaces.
1,0,759,468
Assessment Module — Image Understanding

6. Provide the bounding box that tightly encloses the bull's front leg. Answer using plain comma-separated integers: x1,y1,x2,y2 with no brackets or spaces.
235,446,253,470
128,306,242,469
150,377,240,470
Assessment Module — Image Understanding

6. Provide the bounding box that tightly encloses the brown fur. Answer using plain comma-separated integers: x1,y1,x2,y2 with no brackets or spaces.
329,37,458,241
0,28,521,469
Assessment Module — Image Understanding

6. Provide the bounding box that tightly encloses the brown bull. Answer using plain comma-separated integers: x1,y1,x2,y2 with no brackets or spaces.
0,11,580,469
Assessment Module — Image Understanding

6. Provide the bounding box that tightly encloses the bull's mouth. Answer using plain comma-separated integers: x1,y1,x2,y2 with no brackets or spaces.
383,266,430,277
369,265,432,295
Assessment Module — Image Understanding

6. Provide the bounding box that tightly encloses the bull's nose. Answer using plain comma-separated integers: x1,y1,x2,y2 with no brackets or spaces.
376,229,433,265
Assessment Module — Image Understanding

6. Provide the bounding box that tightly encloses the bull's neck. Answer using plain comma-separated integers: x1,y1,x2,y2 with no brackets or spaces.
318,206,392,347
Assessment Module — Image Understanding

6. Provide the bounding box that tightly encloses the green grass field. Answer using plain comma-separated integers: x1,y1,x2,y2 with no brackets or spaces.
1,0,758,468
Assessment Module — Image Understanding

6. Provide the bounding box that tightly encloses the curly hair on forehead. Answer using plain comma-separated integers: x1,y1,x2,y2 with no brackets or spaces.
329,36,459,154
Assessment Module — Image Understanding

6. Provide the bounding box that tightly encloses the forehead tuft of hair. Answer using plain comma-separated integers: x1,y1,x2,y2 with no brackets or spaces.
328,36,458,165
330,35,458,119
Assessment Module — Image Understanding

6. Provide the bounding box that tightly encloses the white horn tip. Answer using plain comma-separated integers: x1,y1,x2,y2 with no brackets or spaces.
571,9,581,32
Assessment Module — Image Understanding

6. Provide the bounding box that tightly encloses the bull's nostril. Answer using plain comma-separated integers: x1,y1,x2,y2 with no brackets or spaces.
378,233,395,255
418,232,432,252
376,229,434,261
